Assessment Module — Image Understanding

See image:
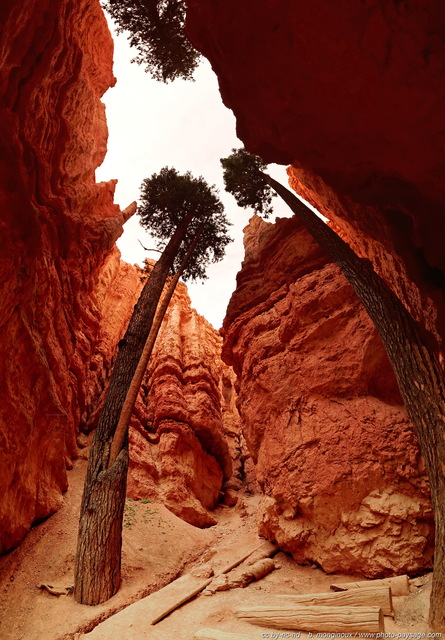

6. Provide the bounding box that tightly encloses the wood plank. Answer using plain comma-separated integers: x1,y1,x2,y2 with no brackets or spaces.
205,558,276,594
217,542,267,576
278,585,393,616
148,574,212,625
194,629,255,640
235,605,385,633
150,541,266,625
330,575,409,597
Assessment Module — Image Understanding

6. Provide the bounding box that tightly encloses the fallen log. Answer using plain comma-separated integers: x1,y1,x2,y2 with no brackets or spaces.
195,629,255,640
245,541,278,565
278,585,393,616
150,541,267,625
330,575,409,597
204,558,276,595
229,558,276,588
235,605,385,633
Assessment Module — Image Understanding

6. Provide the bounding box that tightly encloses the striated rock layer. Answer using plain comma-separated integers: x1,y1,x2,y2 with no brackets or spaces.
222,216,433,577
186,0,445,354
127,280,246,527
0,0,139,553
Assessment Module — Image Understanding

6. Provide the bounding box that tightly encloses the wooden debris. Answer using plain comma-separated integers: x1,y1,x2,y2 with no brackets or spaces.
149,575,213,625
38,583,73,596
229,558,276,588
204,558,276,595
150,541,267,625
194,629,255,640
330,575,410,597
235,604,385,633
217,543,268,576
278,585,393,616
245,541,278,566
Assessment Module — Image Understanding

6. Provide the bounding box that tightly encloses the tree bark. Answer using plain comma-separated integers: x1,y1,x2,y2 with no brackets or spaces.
108,224,205,468
235,604,385,633
264,173,445,630
74,211,195,605
330,575,410,597
74,450,128,604
279,586,393,616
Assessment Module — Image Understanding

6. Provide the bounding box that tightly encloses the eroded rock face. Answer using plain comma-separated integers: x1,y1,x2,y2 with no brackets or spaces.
0,0,139,553
0,0,248,548
185,0,445,351
127,281,245,527
222,216,433,576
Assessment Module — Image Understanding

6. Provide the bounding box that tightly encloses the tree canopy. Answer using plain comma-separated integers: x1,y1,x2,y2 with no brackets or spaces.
103,0,200,82
220,147,276,218
138,167,231,280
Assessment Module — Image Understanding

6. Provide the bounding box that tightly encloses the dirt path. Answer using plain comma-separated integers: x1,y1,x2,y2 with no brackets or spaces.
0,459,433,639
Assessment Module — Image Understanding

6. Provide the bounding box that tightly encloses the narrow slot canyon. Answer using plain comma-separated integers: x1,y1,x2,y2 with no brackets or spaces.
1,1,445,638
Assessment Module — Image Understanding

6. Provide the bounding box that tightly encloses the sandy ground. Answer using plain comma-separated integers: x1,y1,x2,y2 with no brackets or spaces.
0,458,434,639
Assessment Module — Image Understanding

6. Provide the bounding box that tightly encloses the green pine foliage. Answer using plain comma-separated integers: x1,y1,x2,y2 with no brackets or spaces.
138,167,232,281
103,0,200,82
220,147,276,218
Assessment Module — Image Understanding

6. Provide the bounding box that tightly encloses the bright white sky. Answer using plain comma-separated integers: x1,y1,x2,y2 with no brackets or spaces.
96,22,292,329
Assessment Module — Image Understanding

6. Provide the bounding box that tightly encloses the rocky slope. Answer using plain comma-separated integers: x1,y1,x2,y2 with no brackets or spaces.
0,0,142,553
222,216,434,576
185,0,445,354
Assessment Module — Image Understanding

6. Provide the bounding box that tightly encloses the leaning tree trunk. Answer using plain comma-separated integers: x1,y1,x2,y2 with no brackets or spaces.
107,224,205,468
74,211,195,605
264,173,445,630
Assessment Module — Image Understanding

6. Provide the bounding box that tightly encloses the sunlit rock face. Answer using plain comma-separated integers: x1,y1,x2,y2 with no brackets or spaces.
185,0,445,352
127,281,246,528
0,0,139,553
222,216,434,576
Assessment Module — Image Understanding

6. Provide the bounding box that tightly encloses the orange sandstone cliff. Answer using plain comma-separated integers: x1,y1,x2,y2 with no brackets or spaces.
222,216,434,576
185,0,445,355
0,0,247,552
0,0,140,553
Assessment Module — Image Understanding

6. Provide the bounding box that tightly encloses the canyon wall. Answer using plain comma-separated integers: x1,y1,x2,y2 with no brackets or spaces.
127,281,244,527
185,0,445,353
0,0,246,552
0,0,140,553
222,216,434,576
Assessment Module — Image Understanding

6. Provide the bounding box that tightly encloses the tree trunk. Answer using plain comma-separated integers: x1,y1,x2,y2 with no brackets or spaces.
235,604,385,633
108,224,205,468
330,575,410,597
278,586,393,616
74,450,128,603
74,211,195,605
264,173,445,630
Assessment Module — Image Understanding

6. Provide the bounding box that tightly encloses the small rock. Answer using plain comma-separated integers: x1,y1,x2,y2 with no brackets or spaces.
190,565,214,579
222,489,239,507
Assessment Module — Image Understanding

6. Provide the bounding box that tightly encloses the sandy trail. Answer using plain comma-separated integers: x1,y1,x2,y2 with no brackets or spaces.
0,459,432,639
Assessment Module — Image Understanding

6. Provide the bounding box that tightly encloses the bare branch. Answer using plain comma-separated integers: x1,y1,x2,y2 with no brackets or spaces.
138,239,163,253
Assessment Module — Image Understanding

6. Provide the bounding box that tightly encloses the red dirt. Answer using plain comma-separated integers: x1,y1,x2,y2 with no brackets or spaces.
0,455,433,639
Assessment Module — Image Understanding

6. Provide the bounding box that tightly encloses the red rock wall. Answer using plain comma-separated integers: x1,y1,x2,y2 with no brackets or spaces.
0,0,139,553
127,281,245,527
185,0,445,353
222,216,433,577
